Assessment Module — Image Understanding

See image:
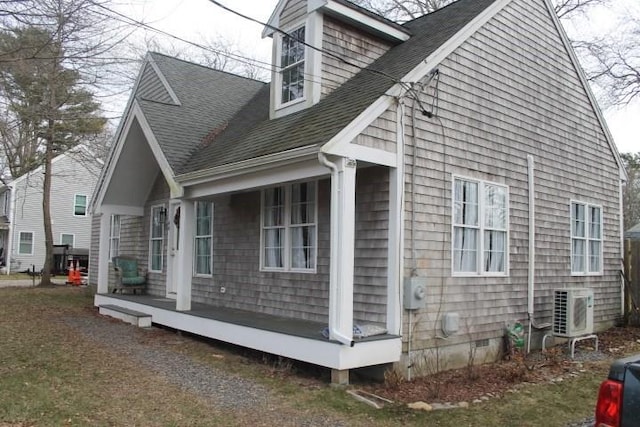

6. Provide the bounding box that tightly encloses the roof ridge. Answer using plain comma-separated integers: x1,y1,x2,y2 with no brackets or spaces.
147,51,268,84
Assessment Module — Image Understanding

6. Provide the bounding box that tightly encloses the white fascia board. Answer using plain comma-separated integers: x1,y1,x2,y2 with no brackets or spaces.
176,145,320,187
542,0,627,181
96,204,144,216
322,0,410,42
185,158,328,199
328,143,397,167
321,0,512,158
262,0,287,38
147,54,181,106
94,294,402,370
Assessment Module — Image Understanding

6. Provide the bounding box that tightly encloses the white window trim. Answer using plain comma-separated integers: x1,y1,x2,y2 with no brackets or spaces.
18,231,34,255
275,22,308,110
260,181,318,274
108,214,120,260
193,201,213,278
73,194,88,217
570,200,603,276
60,233,75,247
451,175,509,277
149,204,165,273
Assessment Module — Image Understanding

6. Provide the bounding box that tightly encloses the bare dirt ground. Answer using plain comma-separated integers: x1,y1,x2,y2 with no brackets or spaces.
365,326,640,405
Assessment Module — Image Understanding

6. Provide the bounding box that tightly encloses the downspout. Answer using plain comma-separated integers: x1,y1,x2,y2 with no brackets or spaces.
318,152,354,346
619,176,625,317
526,155,549,353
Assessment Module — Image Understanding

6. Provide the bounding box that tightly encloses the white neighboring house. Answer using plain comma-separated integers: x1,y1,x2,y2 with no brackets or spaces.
0,150,101,273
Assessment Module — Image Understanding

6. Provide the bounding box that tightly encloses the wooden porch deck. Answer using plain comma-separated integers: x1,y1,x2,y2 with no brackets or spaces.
103,293,394,342
94,293,402,373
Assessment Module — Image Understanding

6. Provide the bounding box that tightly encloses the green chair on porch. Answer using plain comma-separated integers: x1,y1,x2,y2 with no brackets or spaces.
111,256,147,294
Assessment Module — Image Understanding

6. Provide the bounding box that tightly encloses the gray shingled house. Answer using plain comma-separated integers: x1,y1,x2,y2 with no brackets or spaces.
90,0,626,383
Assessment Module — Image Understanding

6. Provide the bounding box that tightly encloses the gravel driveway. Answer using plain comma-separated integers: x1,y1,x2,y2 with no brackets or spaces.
64,314,348,427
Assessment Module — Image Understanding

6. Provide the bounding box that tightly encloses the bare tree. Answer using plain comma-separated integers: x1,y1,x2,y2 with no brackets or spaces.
0,0,126,285
622,153,640,230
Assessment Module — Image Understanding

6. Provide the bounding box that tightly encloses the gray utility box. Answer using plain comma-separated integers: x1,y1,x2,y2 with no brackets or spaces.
403,276,427,310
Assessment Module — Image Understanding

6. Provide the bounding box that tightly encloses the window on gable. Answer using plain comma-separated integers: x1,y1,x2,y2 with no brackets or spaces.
18,231,33,255
571,201,602,275
149,206,164,272
194,202,213,276
109,214,120,259
60,233,74,247
262,181,316,272
74,194,87,216
280,26,305,105
452,177,508,275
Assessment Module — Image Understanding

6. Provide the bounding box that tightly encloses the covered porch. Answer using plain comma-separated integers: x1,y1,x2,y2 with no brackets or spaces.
95,292,401,382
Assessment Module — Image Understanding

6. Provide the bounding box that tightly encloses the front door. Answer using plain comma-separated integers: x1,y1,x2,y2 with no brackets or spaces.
166,202,181,297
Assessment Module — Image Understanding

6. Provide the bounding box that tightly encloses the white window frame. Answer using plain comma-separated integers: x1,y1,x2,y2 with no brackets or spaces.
193,201,213,277
18,231,33,255
260,181,318,273
275,23,307,109
60,233,75,247
570,200,603,276
451,176,509,277
73,194,88,217
109,214,120,260
149,205,165,273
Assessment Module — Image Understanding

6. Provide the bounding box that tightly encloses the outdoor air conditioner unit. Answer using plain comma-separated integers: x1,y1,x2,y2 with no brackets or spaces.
552,288,594,338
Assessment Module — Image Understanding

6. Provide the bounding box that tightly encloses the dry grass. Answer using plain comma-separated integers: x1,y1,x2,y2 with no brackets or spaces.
0,286,632,427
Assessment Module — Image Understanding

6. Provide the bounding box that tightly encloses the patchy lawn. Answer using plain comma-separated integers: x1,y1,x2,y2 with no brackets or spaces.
1,286,636,427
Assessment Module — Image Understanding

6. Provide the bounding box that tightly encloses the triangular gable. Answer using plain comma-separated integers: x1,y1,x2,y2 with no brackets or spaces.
262,0,295,38
321,0,626,181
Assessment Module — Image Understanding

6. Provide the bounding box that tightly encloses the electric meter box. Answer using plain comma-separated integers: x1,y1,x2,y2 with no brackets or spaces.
403,276,427,310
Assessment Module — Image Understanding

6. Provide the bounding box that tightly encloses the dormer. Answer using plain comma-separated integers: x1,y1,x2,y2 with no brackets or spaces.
263,0,411,119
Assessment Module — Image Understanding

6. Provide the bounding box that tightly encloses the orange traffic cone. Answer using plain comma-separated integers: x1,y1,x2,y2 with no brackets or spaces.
66,262,74,285
73,266,82,286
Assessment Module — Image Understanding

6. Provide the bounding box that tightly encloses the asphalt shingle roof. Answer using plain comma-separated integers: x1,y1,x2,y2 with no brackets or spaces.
137,52,267,172
179,0,497,176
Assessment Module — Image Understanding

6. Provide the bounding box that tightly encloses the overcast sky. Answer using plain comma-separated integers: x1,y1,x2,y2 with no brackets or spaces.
115,0,638,154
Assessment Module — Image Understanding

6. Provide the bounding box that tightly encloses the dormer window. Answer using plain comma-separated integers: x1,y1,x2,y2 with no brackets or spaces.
280,26,305,105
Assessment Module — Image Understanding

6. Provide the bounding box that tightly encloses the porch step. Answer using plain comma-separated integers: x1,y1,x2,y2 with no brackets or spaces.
99,304,152,328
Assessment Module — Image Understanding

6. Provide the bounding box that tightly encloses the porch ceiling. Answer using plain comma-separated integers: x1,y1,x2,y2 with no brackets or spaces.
102,118,161,208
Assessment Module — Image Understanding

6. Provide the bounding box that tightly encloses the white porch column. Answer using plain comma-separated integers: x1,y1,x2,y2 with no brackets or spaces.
97,213,111,294
386,167,403,335
176,199,194,311
330,157,357,344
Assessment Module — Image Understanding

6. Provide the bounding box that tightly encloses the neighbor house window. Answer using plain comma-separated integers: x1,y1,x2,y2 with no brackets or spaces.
74,194,87,216
149,206,164,272
279,26,305,105
1,191,9,216
60,233,74,247
452,177,508,275
194,202,213,276
109,214,120,259
262,181,316,271
571,201,602,275
18,231,33,255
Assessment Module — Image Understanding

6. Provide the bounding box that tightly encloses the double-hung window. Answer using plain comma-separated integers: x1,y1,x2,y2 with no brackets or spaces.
571,201,602,275
109,214,120,259
452,177,508,275
149,206,164,272
262,182,317,272
18,231,33,255
194,202,213,276
279,26,305,105
74,194,87,216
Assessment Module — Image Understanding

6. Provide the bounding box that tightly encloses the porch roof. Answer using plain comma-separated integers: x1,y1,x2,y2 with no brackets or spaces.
178,0,498,176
